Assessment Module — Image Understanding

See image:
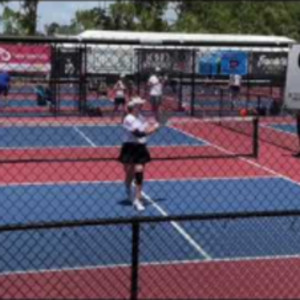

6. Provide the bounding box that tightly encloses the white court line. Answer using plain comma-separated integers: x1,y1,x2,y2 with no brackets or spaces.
167,123,300,262
0,175,277,187
1,252,300,278
3,123,299,276
169,124,300,188
260,123,297,137
72,126,97,147
0,144,209,151
141,191,212,260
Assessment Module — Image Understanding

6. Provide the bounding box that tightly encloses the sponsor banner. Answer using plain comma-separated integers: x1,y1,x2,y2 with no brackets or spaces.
52,48,82,78
137,49,194,74
251,52,288,76
220,51,248,75
198,51,248,75
198,52,221,75
0,44,51,73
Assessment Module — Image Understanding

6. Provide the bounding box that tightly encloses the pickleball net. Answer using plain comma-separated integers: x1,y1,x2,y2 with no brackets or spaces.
0,115,259,163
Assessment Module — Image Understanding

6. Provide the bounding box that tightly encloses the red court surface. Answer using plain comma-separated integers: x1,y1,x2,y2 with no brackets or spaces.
1,257,300,299
0,115,300,299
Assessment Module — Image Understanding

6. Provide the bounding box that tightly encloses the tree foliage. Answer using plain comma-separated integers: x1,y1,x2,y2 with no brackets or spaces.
173,1,300,40
0,0,39,35
2,1,300,40
46,0,169,35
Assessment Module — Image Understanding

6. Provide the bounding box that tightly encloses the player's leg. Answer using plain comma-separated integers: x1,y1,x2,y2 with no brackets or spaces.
155,96,163,122
133,164,145,211
113,98,119,112
121,102,126,121
124,163,135,200
151,96,161,121
229,86,234,109
231,86,239,109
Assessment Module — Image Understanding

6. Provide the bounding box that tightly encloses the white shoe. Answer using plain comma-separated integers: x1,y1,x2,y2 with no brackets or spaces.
133,199,145,211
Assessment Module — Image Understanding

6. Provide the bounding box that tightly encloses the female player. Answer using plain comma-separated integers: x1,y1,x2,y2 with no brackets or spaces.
113,74,127,115
119,97,159,211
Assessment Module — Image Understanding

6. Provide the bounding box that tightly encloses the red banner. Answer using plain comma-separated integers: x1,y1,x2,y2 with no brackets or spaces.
0,44,51,73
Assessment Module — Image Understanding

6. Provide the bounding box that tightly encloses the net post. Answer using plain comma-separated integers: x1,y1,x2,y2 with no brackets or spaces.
253,116,259,158
130,220,141,300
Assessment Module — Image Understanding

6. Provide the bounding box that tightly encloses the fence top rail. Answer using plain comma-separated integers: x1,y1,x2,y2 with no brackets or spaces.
1,209,300,233
0,34,295,48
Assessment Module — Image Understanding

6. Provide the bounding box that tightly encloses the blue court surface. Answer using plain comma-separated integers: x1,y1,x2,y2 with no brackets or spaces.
0,124,205,148
269,123,297,135
1,176,300,273
194,98,271,109
4,99,114,108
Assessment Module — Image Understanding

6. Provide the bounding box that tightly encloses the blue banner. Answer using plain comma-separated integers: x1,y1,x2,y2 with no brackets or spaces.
198,52,222,75
198,51,248,75
220,51,248,75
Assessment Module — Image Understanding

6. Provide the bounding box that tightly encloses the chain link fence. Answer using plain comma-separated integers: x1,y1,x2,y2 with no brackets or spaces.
0,34,299,299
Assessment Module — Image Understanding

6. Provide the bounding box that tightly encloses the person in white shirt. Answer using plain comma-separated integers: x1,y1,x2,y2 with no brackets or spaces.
148,67,163,121
119,97,160,211
64,58,75,88
229,73,242,109
113,74,127,115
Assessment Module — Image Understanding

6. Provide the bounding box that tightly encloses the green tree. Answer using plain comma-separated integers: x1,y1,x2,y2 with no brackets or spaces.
0,0,40,35
72,7,112,31
0,6,22,34
45,22,81,36
133,0,169,31
45,22,60,36
20,0,39,35
173,1,300,40
62,0,169,33
109,1,136,30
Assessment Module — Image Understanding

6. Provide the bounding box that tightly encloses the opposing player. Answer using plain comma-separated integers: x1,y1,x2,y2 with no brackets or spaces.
113,74,127,116
119,97,159,211
0,70,10,107
229,73,242,109
148,67,164,121
64,58,75,88
97,79,108,100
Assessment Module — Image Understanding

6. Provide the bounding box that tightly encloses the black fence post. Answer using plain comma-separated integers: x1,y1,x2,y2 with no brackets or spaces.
137,50,141,96
253,116,259,158
130,220,141,300
178,71,183,111
219,88,224,118
246,53,251,109
79,43,87,115
191,50,196,117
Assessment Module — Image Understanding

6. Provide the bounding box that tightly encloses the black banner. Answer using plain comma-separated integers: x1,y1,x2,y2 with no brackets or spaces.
136,49,194,74
51,48,82,79
250,52,288,77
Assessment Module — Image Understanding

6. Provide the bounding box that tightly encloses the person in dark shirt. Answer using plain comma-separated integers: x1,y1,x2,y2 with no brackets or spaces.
293,112,300,157
0,71,10,107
